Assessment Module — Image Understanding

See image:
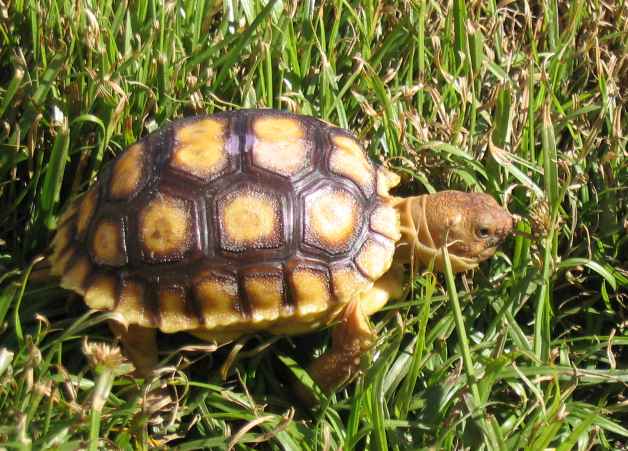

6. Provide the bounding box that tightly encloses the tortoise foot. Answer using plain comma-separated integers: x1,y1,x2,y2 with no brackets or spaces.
108,321,158,377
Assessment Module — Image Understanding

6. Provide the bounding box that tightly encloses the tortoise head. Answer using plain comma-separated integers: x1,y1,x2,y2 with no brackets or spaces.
403,191,513,272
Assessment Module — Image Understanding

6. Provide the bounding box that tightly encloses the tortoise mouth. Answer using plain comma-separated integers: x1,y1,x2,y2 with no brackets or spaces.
477,245,498,262
410,238,481,272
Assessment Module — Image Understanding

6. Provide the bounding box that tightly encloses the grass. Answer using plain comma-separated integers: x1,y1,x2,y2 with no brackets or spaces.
0,0,627,449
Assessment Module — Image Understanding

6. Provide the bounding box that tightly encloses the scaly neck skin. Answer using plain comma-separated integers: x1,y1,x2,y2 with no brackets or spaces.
392,195,479,273
392,196,419,266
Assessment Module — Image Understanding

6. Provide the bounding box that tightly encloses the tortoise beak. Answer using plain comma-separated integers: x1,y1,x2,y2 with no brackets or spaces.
487,235,505,248
478,246,498,261
491,211,515,245
482,211,514,256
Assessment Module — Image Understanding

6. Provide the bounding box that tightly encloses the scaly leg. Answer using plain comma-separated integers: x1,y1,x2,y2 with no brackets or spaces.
307,264,406,393
307,299,374,393
108,321,158,377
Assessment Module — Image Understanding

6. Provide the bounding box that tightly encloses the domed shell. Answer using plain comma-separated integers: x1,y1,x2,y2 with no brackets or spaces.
50,110,401,339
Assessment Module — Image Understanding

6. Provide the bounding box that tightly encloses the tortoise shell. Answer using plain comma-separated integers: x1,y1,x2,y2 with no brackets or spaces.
50,110,401,340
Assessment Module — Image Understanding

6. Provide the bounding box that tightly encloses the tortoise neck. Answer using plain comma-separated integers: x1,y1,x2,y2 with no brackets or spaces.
393,196,424,266
393,194,481,273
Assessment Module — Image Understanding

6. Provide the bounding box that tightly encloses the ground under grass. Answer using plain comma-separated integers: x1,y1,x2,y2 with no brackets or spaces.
0,0,627,449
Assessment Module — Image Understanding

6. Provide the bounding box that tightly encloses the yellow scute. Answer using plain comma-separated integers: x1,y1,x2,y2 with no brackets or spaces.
61,256,92,294
253,116,304,141
139,195,191,258
220,190,281,249
115,280,152,327
110,144,144,199
291,269,331,317
159,287,199,332
84,274,117,310
370,205,401,241
193,274,241,327
91,219,126,266
244,274,283,322
355,238,395,281
376,167,401,197
331,266,371,304
329,135,375,197
171,119,228,180
252,116,309,177
304,187,360,253
76,188,98,237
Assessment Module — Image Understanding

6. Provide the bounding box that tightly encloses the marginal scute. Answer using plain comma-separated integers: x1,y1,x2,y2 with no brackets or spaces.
76,187,99,238
57,203,78,228
159,286,199,333
331,265,371,304
84,273,117,310
61,255,92,294
291,267,331,317
304,185,362,254
170,118,229,181
243,271,284,322
193,270,241,327
91,218,127,267
219,187,283,252
355,238,395,281
139,195,193,261
115,279,152,327
56,251,77,278
251,116,310,177
52,224,72,254
329,134,375,198
376,167,400,197
109,143,145,200
50,225,73,274
370,204,401,241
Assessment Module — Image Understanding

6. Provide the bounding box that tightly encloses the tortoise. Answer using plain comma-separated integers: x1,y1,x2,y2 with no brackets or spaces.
50,109,513,393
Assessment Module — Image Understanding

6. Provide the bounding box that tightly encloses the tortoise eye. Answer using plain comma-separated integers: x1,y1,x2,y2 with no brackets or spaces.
477,227,490,239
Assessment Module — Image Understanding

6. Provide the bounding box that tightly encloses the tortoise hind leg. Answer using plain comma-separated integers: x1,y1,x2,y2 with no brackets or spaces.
108,321,158,377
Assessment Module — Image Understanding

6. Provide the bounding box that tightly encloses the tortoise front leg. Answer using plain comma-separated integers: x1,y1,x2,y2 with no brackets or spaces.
108,321,158,377
307,264,405,393
307,299,375,393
